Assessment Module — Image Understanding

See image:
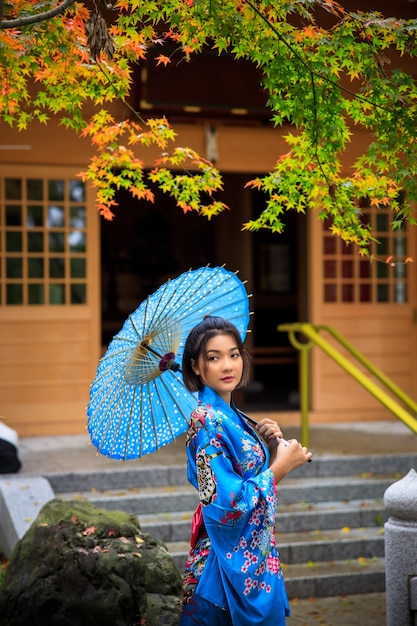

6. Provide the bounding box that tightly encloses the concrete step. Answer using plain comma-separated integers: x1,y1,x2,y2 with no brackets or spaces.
283,557,385,599
163,525,384,569
274,499,385,532
278,475,396,504
54,474,396,515
161,541,385,598
136,500,385,543
46,465,188,493
43,452,417,494
58,484,199,515
277,526,385,563
47,454,416,600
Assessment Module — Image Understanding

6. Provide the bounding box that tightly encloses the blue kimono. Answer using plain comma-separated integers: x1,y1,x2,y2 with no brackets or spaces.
180,386,290,626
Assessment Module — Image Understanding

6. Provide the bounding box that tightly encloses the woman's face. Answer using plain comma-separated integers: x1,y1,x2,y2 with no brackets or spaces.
192,333,243,404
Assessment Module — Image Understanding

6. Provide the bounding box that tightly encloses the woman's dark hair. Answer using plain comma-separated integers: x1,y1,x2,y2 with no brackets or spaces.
182,315,252,392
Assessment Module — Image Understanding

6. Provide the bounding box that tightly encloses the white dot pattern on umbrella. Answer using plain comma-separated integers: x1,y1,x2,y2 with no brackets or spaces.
87,266,250,460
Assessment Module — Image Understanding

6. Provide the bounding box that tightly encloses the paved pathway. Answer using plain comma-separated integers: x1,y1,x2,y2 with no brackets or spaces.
17,419,416,474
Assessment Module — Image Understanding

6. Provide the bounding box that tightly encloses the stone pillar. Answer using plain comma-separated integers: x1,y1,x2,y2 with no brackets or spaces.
384,468,417,626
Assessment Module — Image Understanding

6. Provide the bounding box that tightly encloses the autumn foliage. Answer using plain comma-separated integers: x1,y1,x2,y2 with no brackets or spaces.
1,0,417,251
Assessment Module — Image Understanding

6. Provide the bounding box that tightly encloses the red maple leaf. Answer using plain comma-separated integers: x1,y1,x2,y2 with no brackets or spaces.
155,54,171,67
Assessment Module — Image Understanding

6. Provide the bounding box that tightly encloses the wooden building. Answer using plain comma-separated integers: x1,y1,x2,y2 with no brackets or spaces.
1,2,416,436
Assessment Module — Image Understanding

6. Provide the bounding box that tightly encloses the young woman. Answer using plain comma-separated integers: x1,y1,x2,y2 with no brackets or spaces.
179,315,313,626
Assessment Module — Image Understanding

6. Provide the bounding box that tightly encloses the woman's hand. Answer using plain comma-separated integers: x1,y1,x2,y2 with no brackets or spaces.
271,438,313,483
254,418,283,453
254,418,312,480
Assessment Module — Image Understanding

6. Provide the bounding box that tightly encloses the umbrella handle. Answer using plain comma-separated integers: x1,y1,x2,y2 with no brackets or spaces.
144,343,181,373
239,408,312,462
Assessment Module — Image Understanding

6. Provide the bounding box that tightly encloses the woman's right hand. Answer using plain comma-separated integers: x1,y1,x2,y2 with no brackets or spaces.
270,438,312,482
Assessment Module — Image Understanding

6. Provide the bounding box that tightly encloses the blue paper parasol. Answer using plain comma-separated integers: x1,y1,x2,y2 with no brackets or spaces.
87,266,251,460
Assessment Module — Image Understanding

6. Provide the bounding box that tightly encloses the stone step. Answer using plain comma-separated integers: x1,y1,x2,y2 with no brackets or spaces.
164,541,386,598
283,557,385,599
162,525,384,571
45,455,415,600
137,500,385,543
58,484,199,515
275,499,386,532
277,526,385,563
278,475,396,504
44,452,417,494
54,474,397,515
46,465,188,493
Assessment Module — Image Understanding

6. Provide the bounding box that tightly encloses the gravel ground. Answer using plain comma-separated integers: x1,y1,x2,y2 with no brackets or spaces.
288,592,386,625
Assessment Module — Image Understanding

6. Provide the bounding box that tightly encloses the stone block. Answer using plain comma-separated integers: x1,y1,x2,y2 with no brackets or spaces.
0,476,54,558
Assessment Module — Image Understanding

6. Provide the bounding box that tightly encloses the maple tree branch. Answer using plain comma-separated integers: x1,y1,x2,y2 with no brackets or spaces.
0,0,76,29
242,0,401,194
95,61,206,182
243,0,392,115
241,0,332,185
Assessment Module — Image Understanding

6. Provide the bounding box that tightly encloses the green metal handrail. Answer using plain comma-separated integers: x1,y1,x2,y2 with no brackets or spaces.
278,322,417,448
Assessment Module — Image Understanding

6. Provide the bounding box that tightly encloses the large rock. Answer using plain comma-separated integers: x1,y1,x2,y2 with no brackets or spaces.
0,498,182,626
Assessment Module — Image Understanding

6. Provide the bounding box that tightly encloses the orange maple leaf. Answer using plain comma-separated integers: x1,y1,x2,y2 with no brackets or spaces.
155,54,171,67
378,196,390,205
131,187,155,202
97,203,116,220
324,0,345,16
244,178,262,190
83,526,96,536
303,26,318,39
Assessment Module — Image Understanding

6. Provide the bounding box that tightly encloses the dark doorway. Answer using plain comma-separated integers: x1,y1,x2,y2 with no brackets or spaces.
243,190,302,411
99,179,303,412
100,185,216,347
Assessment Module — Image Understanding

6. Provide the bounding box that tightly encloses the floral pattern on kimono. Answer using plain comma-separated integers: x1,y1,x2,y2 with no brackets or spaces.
181,385,290,625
